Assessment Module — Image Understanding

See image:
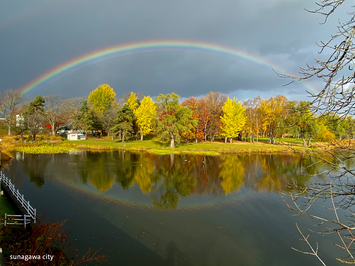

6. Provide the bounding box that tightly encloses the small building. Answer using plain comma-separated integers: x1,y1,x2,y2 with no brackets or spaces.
16,114,24,127
67,131,86,141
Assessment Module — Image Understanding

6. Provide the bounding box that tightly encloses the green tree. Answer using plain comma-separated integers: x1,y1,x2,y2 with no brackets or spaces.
220,97,246,143
73,100,94,137
24,95,46,141
88,84,116,114
286,101,315,147
134,96,156,140
101,103,120,139
155,93,197,148
111,104,135,143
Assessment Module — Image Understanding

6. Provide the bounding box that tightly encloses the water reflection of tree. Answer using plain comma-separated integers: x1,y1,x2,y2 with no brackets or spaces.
242,154,321,193
74,152,115,192
150,154,197,209
70,151,322,207
20,154,50,188
219,156,245,194
133,153,157,194
114,151,137,190
193,156,224,197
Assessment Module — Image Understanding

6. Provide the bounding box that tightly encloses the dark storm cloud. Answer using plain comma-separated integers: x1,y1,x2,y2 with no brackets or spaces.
0,0,345,101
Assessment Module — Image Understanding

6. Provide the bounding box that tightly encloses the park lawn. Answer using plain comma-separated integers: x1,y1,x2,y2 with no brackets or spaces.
64,138,307,154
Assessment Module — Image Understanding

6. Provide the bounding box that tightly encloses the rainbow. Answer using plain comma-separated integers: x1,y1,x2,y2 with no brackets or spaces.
18,40,317,95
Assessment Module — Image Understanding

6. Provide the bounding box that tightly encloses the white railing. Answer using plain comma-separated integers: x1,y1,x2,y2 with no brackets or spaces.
1,214,32,228
0,171,36,224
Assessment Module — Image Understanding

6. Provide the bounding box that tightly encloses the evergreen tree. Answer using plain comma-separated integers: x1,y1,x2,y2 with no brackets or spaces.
73,100,94,137
111,104,135,143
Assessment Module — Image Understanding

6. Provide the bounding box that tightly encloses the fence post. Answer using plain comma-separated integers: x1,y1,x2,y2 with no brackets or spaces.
34,209,36,223
4,213,6,227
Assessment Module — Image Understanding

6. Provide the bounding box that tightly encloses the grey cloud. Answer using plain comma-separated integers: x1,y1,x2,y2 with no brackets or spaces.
0,0,343,102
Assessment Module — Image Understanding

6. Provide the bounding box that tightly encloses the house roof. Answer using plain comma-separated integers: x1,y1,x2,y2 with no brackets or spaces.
67,131,79,134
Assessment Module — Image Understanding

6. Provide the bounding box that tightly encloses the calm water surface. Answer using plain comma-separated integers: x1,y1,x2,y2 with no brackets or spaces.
2,151,344,265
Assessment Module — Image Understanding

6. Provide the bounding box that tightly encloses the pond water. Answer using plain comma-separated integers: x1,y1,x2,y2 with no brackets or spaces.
1,151,345,265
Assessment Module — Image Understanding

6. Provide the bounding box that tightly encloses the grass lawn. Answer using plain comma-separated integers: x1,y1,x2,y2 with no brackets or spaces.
0,195,15,217
63,137,307,154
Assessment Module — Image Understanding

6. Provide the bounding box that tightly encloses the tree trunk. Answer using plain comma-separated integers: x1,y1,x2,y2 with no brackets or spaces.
170,133,175,148
170,154,175,167
302,138,307,147
7,122,11,135
122,133,125,143
141,134,143,141
52,123,55,135
230,138,233,143
225,137,227,143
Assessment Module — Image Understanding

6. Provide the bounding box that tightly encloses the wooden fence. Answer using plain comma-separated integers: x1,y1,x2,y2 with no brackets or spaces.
0,171,36,226
2,214,32,228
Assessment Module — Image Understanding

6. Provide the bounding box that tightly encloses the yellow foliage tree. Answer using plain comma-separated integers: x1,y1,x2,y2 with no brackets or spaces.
220,97,246,143
257,95,288,143
133,96,157,140
88,84,116,114
127,92,138,111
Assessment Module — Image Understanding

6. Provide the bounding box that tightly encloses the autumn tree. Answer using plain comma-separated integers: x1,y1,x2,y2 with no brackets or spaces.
88,84,116,114
155,93,197,148
220,97,246,143
133,96,156,140
258,95,288,144
119,92,145,107
181,96,199,142
59,97,85,126
203,91,227,142
43,95,66,135
196,98,210,141
0,89,23,135
127,92,138,111
243,96,262,142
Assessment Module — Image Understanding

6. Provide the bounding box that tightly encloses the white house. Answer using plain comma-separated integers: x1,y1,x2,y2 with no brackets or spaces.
67,131,86,141
16,114,24,127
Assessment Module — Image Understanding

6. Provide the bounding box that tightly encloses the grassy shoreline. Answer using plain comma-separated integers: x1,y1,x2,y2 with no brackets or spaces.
66,138,309,155
0,135,314,156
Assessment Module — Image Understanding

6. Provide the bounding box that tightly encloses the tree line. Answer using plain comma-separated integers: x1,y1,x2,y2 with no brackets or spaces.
0,84,354,147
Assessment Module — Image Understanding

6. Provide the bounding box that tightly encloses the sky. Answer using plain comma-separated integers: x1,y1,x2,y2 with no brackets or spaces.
0,0,350,103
